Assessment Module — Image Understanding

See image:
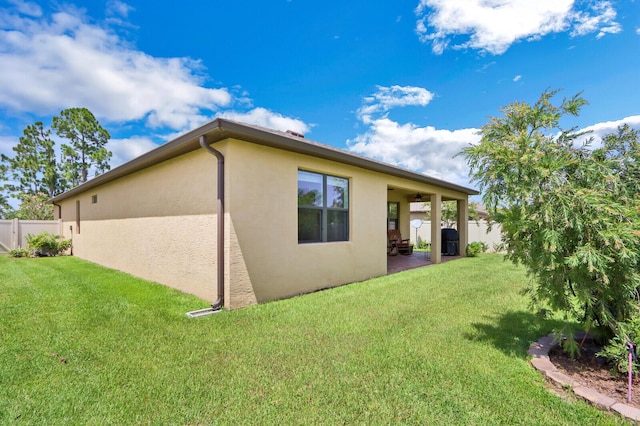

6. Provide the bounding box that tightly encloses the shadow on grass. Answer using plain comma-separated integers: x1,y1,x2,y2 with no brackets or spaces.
465,310,570,359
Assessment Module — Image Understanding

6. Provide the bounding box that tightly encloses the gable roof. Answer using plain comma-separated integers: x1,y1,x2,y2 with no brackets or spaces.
50,118,478,203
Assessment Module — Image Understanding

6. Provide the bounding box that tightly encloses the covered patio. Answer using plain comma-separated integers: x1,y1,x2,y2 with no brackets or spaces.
387,183,473,267
387,251,463,274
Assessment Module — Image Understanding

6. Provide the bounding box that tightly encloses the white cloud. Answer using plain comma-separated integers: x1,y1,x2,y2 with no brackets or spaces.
348,112,640,189
477,61,496,73
570,1,621,38
347,113,640,190
106,0,134,19
0,3,314,178
5,0,41,17
513,75,522,82
106,136,158,168
357,85,435,124
0,5,231,131
576,115,640,146
0,135,16,160
348,86,640,190
348,117,480,187
415,0,621,55
349,84,475,187
105,0,136,27
219,107,310,135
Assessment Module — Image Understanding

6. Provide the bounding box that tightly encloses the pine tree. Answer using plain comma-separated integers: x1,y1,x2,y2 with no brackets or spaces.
2,121,64,197
53,107,111,186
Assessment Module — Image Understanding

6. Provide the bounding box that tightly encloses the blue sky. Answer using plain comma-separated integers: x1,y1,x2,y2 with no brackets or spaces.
1,0,639,192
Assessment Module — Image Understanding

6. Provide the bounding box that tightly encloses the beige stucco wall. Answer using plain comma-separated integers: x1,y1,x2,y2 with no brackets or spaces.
223,139,388,306
222,139,472,307
57,150,223,303
57,137,472,310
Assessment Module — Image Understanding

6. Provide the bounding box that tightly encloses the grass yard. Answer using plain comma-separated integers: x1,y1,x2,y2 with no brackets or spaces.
0,254,629,424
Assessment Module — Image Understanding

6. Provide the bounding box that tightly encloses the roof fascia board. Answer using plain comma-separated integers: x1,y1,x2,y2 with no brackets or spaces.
50,120,225,202
50,118,477,203
217,120,478,195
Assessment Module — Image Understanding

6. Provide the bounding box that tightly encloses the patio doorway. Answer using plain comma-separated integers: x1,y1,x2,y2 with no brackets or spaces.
387,201,399,231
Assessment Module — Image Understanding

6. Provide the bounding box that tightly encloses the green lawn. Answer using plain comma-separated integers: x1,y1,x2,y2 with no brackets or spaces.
0,254,628,424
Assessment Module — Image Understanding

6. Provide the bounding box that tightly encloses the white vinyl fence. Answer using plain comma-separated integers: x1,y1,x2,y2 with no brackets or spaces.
409,220,503,252
0,219,62,253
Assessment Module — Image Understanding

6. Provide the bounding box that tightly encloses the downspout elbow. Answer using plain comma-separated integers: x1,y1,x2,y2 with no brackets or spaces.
52,202,62,220
199,135,225,310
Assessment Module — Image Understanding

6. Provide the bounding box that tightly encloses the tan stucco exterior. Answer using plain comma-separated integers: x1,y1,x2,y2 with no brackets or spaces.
52,119,477,310
57,150,221,302
224,139,388,306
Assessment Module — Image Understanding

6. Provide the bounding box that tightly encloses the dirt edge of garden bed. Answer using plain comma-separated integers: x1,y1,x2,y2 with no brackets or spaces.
529,333,640,422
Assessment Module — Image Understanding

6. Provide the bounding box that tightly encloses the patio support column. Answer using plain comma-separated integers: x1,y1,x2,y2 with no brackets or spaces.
430,194,442,264
457,199,469,256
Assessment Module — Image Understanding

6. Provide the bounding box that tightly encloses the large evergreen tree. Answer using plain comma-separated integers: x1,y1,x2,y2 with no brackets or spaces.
1,121,64,197
462,89,640,353
53,107,112,186
0,161,12,218
1,108,112,220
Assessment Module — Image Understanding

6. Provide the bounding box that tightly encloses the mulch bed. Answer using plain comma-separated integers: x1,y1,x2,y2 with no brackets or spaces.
549,342,640,409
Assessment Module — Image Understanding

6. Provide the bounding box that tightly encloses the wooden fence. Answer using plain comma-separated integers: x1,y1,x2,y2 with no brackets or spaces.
0,219,62,253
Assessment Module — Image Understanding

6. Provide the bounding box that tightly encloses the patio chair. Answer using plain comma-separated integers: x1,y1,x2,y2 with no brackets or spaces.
387,229,414,255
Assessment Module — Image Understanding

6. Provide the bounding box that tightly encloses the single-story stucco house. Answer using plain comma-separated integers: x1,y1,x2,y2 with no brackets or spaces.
50,119,478,310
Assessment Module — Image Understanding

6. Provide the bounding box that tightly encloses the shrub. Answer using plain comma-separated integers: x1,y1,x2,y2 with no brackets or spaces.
9,248,30,258
26,232,71,257
462,89,640,354
417,239,430,250
466,242,483,257
598,317,640,374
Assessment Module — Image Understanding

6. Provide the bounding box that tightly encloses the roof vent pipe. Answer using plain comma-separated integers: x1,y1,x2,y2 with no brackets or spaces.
186,135,225,317
286,130,304,138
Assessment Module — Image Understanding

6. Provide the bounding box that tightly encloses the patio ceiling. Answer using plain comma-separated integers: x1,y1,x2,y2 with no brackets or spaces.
387,186,460,202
